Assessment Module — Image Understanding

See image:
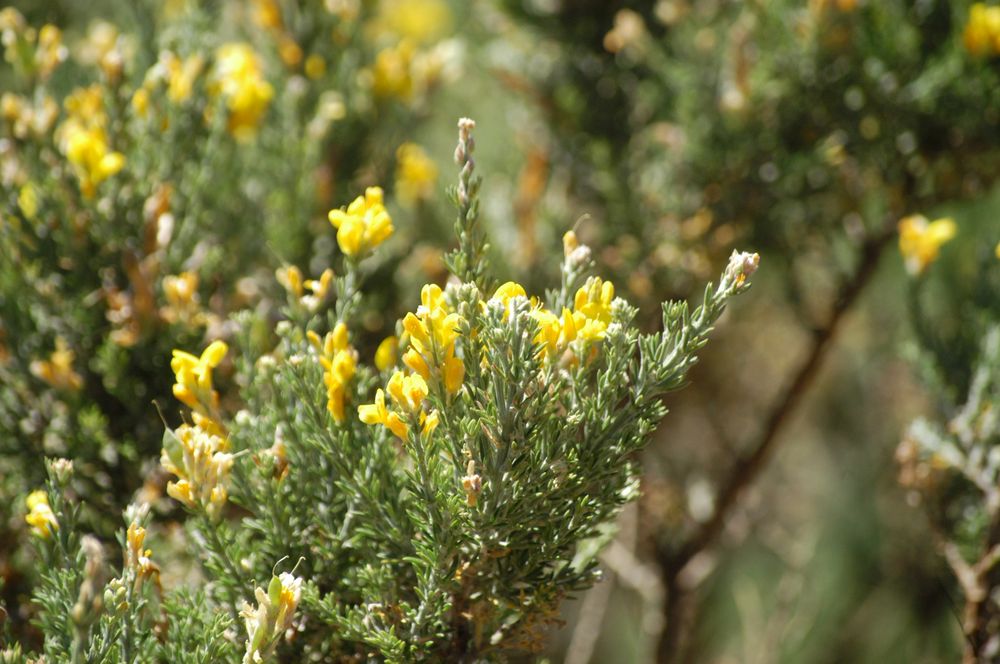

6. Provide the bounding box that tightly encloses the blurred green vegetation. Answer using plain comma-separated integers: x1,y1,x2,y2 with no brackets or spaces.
3,0,1000,661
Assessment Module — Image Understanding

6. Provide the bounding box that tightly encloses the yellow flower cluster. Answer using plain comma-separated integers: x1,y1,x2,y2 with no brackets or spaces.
358,370,439,440
160,423,233,521
395,142,438,206
212,43,274,139
25,490,58,538
402,284,464,394
898,214,956,276
241,572,303,664
484,267,618,364
308,323,358,423
0,9,66,80
964,3,1000,57
530,277,616,360
1,91,58,139
171,340,228,433
30,336,84,392
327,187,394,257
58,85,125,198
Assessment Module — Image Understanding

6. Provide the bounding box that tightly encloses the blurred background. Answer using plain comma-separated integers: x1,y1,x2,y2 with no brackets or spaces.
3,0,1000,662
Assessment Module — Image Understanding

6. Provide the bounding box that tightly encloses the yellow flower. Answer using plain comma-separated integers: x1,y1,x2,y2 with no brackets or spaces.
375,336,399,371
304,54,326,79
35,24,66,80
372,0,453,44
313,323,358,422
531,307,579,357
125,520,160,588
964,3,1000,57
276,265,304,298
18,182,38,220
327,186,394,257
371,40,416,100
359,369,439,440
162,271,201,321
995,241,1000,260
30,337,83,391
171,340,228,413
358,388,409,438
167,53,206,103
131,88,150,117
386,369,429,414
401,284,465,393
242,572,302,664
161,423,233,520
395,142,438,206
25,490,58,538
212,43,273,139
491,281,527,307
573,277,615,325
302,268,335,311
531,277,619,361
898,214,957,275
252,0,283,29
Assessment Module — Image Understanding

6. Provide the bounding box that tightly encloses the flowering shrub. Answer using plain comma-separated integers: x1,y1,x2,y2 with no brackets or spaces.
9,118,756,662
896,211,1000,662
0,0,456,558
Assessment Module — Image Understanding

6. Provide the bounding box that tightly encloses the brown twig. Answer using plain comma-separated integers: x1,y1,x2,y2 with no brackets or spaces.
654,228,895,662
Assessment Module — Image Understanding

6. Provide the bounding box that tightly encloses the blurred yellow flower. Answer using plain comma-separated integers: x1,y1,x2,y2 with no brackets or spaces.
18,183,38,220
34,24,66,79
898,214,956,276
163,271,200,312
64,125,125,197
59,85,125,198
964,3,1000,57
371,40,416,100
252,0,284,30
25,490,58,538
212,43,274,139
276,265,304,298
305,54,326,79
375,336,399,371
30,337,83,391
167,53,205,103
131,88,150,117
373,0,452,44
395,142,438,206
328,186,394,257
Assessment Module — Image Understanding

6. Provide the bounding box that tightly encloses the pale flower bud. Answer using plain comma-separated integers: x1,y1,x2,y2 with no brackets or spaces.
724,250,760,288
